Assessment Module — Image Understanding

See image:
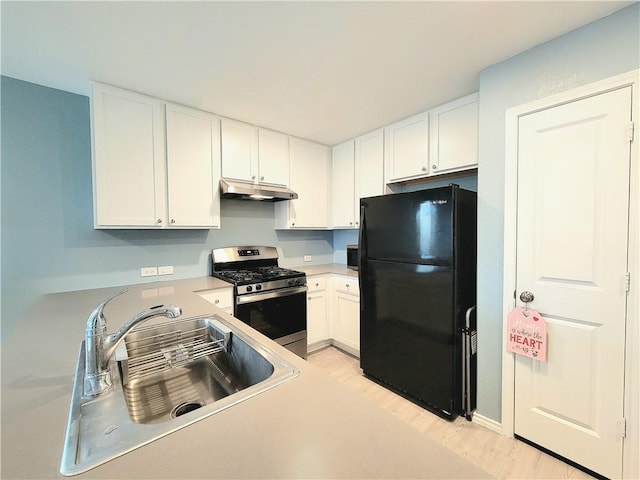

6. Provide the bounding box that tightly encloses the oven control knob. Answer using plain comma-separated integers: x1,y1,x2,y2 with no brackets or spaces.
246,286,253,292
256,284,262,291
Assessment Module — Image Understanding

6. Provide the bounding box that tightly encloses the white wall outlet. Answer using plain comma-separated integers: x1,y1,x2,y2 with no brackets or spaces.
303,255,312,262
158,265,174,276
140,266,158,277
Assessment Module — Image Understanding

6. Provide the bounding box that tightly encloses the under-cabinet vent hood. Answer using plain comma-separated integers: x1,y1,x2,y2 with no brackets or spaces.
219,179,298,202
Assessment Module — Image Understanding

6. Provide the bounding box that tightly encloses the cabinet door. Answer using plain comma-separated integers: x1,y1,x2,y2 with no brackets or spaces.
221,118,258,183
331,140,356,228
334,291,360,356
276,138,329,228
258,129,289,186
166,104,221,228
307,286,329,347
429,93,478,175
386,112,429,183
197,288,233,314
92,83,166,228
355,129,384,226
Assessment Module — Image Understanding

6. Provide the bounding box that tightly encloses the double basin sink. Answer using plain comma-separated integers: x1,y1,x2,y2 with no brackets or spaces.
60,315,299,476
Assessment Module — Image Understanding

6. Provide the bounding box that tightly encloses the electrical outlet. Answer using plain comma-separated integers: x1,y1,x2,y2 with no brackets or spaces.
140,266,158,277
158,265,174,276
303,255,312,262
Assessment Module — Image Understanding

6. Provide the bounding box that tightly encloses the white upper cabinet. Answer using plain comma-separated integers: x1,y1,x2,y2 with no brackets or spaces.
257,128,289,186
220,118,258,183
384,94,478,185
331,140,356,228
429,93,478,175
92,83,167,228
385,112,429,183
221,119,289,187
165,103,221,228
92,83,221,229
275,137,330,229
355,128,384,202
331,129,384,229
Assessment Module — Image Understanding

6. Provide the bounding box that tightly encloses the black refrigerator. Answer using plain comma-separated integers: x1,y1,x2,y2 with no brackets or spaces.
358,185,477,421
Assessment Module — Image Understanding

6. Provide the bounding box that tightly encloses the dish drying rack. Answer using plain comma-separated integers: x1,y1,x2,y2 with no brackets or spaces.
115,317,232,385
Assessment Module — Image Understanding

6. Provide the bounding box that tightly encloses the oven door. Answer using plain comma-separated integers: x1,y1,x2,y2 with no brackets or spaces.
234,285,308,358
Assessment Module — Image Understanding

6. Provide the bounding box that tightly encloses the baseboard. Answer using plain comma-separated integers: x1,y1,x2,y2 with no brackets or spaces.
329,339,360,359
472,412,503,434
307,340,332,354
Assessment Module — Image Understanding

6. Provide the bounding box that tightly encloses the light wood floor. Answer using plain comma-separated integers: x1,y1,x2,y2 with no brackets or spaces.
307,346,594,480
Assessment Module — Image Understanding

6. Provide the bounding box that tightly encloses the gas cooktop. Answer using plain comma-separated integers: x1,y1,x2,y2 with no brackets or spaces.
211,246,306,294
213,266,304,286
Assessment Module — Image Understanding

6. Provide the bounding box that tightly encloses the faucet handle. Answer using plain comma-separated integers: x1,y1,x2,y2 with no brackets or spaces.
86,289,128,333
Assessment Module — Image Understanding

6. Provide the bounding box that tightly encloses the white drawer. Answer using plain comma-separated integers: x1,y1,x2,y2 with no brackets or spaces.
198,288,233,310
307,276,327,292
334,276,359,295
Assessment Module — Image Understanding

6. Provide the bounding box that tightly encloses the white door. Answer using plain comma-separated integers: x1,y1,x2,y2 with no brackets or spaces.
165,104,221,228
331,140,356,228
257,128,289,186
514,87,632,478
220,118,257,183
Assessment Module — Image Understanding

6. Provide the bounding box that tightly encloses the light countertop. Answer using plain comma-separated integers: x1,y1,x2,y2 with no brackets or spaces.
1,267,490,479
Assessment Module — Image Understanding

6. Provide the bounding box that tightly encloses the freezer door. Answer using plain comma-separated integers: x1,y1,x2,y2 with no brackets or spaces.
360,187,454,265
359,259,461,419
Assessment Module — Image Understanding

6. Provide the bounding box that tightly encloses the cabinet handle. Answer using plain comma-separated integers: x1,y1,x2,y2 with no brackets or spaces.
170,219,176,224
156,219,163,224
315,283,319,287
214,299,219,304
291,222,295,227
251,175,256,180
422,166,427,172
349,221,353,225
260,176,264,181
432,164,438,170
346,284,350,288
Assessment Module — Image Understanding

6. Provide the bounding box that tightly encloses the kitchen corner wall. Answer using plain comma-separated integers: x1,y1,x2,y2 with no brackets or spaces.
476,3,640,422
0,75,332,335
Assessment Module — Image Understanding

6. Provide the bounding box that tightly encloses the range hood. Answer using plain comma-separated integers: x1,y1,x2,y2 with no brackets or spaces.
219,179,298,202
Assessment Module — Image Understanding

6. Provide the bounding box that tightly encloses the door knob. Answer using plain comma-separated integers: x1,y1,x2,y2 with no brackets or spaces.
519,291,534,303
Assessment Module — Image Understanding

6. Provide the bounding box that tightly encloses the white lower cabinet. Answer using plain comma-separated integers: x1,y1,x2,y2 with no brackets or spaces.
305,273,361,357
332,276,360,356
197,288,234,315
306,275,329,350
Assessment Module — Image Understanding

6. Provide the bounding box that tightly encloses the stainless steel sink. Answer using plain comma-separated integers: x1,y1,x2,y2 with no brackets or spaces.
60,315,299,476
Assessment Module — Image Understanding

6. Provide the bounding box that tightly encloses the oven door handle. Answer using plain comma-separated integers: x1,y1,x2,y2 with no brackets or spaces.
236,285,308,305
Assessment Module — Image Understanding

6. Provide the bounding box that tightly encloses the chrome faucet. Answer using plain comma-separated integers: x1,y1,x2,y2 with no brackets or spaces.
83,289,182,397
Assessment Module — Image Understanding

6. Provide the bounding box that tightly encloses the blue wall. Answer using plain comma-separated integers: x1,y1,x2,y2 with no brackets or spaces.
476,3,639,421
0,76,333,333
1,3,638,421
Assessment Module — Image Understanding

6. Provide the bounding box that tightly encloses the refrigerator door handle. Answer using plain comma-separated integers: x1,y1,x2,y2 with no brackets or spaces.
463,305,477,420
358,205,366,309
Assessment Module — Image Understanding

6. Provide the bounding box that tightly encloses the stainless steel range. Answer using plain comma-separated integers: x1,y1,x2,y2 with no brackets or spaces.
211,246,307,359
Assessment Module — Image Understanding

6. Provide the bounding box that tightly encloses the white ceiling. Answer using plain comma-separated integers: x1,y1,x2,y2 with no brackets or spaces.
1,1,633,145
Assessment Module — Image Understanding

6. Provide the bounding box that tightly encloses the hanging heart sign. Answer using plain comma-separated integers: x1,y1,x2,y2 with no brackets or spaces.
507,307,547,362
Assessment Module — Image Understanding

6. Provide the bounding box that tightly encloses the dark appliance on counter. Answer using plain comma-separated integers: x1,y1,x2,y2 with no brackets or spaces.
359,185,477,421
211,246,308,359
346,244,359,270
